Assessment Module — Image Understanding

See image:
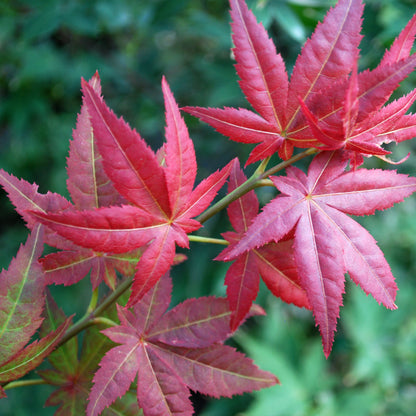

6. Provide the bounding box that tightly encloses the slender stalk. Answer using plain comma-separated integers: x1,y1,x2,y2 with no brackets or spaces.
93,275,133,316
196,171,259,224
254,179,274,187
86,287,99,314
188,235,229,245
254,155,271,175
89,317,118,327
3,378,47,391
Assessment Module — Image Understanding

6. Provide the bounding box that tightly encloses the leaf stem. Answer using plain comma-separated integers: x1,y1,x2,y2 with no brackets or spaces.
254,156,271,175
3,378,47,390
90,317,118,327
254,179,274,187
188,235,229,245
87,287,99,314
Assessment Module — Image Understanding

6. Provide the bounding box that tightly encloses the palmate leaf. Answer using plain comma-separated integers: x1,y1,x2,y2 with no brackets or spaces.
0,167,141,290
298,52,416,165
41,247,143,290
67,72,123,211
0,319,71,387
87,273,277,416
183,0,363,163
224,151,416,356
293,12,416,163
183,0,416,165
30,76,233,306
216,160,310,330
380,12,416,66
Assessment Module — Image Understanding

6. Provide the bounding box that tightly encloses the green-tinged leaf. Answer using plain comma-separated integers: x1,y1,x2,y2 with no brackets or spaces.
0,318,71,384
0,169,72,233
102,391,143,416
39,290,78,375
40,319,118,415
0,225,45,365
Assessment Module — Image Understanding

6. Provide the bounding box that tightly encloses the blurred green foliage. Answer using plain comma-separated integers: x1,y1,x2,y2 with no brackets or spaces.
1,0,416,415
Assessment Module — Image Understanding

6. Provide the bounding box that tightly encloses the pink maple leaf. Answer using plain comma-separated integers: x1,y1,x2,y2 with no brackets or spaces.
87,273,277,416
224,151,416,356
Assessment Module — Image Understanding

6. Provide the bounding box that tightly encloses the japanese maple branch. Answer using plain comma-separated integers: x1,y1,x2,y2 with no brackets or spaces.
188,235,229,245
3,378,47,391
55,149,318,348
196,147,317,224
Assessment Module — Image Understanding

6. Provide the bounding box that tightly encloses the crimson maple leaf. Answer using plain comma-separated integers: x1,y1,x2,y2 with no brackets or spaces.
30,76,233,306
87,272,277,416
223,151,416,356
216,159,310,331
183,0,416,165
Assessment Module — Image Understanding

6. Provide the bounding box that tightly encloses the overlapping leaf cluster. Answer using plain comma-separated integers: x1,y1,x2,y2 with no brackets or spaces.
1,0,416,414
185,0,416,356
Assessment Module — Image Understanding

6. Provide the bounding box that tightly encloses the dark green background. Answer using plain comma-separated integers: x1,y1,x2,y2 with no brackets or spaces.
1,0,416,415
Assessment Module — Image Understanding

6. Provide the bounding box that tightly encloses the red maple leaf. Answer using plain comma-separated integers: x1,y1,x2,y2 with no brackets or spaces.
216,159,310,331
30,76,233,306
86,273,277,416
223,151,416,356
183,0,416,165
